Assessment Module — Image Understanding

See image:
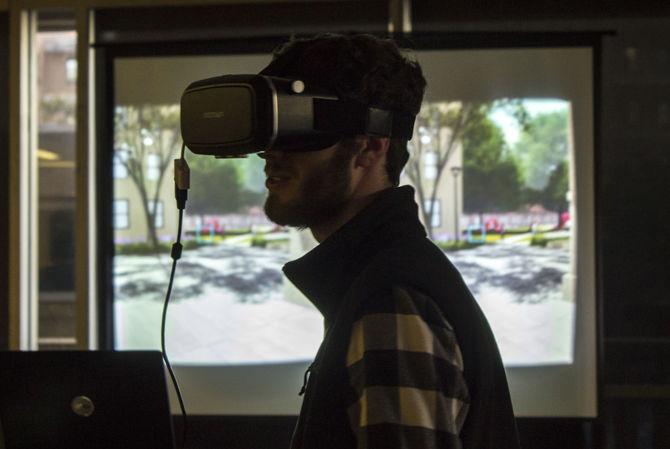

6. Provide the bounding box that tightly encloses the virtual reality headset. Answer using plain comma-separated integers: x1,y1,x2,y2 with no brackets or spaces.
180,74,416,158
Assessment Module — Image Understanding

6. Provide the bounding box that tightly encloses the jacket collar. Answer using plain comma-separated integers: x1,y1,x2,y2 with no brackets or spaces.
282,185,426,324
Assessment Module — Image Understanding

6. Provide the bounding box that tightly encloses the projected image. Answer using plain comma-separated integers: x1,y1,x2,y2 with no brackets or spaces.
113,98,574,366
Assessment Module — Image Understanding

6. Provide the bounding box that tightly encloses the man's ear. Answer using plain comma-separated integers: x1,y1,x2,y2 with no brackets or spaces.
354,137,390,169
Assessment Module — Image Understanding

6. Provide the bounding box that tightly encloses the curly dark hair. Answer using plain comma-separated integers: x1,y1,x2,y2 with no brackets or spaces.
260,33,426,186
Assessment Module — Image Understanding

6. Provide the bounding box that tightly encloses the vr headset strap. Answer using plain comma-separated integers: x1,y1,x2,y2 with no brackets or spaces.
313,99,415,139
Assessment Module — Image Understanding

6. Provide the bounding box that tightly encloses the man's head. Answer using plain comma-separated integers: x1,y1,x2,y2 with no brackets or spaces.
262,34,426,186
260,34,426,232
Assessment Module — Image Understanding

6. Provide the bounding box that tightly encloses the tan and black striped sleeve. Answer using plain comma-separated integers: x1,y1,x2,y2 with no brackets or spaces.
346,286,470,449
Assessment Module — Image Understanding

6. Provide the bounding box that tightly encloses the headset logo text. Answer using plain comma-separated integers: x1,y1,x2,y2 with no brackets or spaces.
203,111,225,119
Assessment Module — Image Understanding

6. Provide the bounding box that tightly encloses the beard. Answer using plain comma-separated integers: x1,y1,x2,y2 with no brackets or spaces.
264,150,354,229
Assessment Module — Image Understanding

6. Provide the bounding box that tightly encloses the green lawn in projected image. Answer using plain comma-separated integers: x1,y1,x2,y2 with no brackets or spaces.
113,99,576,366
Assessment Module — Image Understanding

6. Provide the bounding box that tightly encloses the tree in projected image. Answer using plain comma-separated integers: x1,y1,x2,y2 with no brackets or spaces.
406,101,527,239
185,156,265,218
513,110,570,227
114,105,181,251
514,110,568,190
540,160,569,226
462,108,524,224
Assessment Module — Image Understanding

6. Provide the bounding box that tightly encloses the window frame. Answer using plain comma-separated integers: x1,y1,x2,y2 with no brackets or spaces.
423,198,441,228
147,199,164,229
145,152,161,181
112,198,130,230
112,147,128,178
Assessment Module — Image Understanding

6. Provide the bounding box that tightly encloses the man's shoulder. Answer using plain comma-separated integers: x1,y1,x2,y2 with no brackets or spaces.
363,236,450,276
354,281,438,315
349,235,481,331
356,236,466,295
353,270,454,333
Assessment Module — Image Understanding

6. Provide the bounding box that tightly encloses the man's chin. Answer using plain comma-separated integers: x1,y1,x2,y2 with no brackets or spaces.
264,197,303,228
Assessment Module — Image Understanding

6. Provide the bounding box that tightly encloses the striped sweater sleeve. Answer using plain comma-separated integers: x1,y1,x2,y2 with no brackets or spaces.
346,286,470,449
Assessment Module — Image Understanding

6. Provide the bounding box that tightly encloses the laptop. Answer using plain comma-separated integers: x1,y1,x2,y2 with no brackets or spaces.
0,351,176,449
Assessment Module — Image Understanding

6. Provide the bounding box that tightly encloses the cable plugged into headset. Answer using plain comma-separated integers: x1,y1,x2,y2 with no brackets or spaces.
174,158,190,210
171,157,190,261
161,142,190,449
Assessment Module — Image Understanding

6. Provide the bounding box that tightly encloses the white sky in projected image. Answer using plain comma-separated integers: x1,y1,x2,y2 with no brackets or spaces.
491,99,569,145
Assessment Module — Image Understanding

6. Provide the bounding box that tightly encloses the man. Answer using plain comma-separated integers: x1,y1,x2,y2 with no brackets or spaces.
259,34,520,449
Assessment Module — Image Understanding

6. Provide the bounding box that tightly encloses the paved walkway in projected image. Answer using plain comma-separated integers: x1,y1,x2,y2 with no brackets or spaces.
446,241,574,365
114,239,575,366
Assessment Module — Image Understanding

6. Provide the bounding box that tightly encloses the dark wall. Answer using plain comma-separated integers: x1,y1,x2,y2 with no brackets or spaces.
94,1,388,45
413,0,670,22
597,20,670,449
0,12,9,351
598,20,670,380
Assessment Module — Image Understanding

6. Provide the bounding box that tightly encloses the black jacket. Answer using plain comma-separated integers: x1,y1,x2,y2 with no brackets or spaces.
284,186,520,449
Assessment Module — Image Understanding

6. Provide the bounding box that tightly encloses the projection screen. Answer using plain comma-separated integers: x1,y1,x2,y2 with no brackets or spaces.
112,46,596,417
